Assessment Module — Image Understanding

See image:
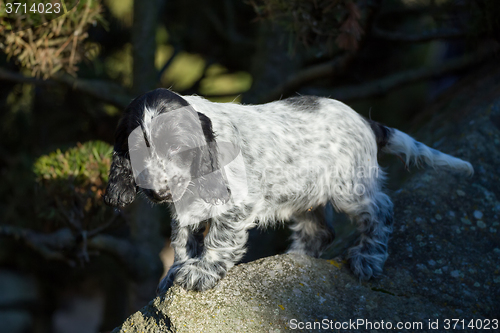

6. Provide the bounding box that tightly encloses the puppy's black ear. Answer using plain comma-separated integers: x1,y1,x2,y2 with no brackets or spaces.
194,112,231,205
104,109,138,208
104,152,137,208
197,112,216,143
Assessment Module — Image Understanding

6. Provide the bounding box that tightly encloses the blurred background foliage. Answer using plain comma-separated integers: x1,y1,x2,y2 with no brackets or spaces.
0,0,498,332
0,0,102,77
33,141,112,232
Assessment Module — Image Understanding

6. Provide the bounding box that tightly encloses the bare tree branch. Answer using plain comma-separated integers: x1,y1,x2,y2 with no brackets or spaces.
0,224,157,280
157,47,180,82
87,211,121,237
88,234,156,281
0,68,56,86
372,27,465,42
259,52,355,103
377,2,467,19
0,225,76,265
315,43,499,101
0,68,132,109
52,75,132,108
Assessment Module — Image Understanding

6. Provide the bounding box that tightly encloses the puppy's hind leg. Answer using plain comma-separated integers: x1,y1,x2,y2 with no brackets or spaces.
345,191,394,280
287,206,336,258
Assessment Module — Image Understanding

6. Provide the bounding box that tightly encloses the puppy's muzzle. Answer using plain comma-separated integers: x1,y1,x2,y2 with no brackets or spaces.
151,188,172,202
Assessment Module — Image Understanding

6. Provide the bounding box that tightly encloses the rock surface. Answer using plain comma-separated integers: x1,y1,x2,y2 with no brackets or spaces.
113,65,500,332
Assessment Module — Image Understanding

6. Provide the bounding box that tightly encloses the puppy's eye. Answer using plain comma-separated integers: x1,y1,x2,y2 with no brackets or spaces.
169,145,181,153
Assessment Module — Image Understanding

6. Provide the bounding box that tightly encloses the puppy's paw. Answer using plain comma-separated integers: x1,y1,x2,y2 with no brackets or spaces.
174,259,227,291
347,244,387,280
157,263,182,295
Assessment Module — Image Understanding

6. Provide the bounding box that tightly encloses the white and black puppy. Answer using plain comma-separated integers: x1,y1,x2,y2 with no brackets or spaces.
104,88,473,294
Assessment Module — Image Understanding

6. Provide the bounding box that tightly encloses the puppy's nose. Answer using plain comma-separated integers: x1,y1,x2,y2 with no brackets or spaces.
153,189,172,201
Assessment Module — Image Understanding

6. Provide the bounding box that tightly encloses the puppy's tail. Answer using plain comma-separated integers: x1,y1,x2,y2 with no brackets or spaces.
369,120,474,175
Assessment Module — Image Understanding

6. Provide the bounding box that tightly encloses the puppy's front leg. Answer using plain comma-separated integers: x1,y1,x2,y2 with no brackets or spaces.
174,217,249,291
157,221,205,295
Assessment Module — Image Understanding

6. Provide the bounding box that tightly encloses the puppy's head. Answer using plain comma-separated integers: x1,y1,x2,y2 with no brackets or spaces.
104,88,223,207
134,109,208,204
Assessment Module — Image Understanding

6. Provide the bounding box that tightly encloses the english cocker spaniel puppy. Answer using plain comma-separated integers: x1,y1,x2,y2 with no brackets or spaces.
104,88,473,293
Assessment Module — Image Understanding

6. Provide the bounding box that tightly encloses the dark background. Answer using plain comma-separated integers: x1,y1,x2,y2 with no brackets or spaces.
0,0,498,332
